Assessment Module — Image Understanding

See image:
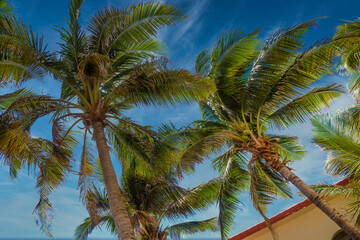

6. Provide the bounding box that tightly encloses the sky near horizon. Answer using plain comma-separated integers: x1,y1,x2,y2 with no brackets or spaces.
0,0,359,239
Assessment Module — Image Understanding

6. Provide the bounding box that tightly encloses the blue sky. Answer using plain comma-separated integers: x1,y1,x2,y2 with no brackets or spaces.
0,0,359,239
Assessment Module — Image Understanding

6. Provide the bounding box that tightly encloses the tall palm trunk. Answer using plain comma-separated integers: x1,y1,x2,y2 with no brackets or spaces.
92,121,135,240
277,165,360,240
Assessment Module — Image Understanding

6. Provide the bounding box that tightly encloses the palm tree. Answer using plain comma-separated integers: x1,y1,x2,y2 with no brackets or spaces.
4,0,212,239
164,19,360,239
74,163,221,240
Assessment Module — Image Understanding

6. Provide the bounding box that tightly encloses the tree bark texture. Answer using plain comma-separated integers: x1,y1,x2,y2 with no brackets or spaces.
92,121,135,240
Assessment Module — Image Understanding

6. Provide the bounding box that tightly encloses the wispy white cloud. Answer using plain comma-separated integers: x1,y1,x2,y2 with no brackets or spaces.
171,0,209,43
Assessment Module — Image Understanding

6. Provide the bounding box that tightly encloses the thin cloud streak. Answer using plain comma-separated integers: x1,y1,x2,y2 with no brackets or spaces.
171,0,209,43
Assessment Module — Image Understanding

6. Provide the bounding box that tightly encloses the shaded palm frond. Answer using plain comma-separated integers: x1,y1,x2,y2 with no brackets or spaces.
74,211,116,240
216,152,249,240
195,49,211,75
0,88,33,110
108,57,213,108
0,14,50,85
247,159,290,238
199,100,222,123
212,29,260,115
167,217,219,240
163,177,222,221
33,129,77,237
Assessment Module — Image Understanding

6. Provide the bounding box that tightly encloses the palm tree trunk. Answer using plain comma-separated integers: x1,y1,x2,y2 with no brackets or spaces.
92,121,135,240
277,165,360,240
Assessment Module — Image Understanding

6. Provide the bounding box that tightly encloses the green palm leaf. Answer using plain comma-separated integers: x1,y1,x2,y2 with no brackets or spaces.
74,211,116,240
247,19,318,114
215,151,249,240
55,0,87,72
167,217,219,240
0,88,32,110
270,135,306,162
107,2,186,54
212,30,260,115
195,49,211,75
268,84,345,128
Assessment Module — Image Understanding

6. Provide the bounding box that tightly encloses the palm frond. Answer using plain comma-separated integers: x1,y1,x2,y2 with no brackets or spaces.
163,177,222,221
312,114,360,159
107,57,213,107
111,38,166,69
216,152,249,240
268,84,344,128
313,184,360,226
33,129,77,237
167,217,219,240
74,217,95,240
0,88,32,110
335,19,360,72
74,211,116,240
0,14,49,84
5,95,75,130
261,36,344,116
0,115,52,168
106,122,154,176
199,101,222,123
195,49,211,75
77,129,100,224
212,29,260,115
270,135,306,162
55,0,87,72
247,159,289,237
313,184,360,198
179,129,232,171
247,19,318,114
106,2,186,54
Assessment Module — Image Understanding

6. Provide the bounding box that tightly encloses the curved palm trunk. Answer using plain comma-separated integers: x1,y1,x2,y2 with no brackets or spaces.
277,165,360,240
92,122,135,240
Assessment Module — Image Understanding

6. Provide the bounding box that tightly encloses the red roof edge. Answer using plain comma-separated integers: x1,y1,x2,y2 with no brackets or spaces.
228,178,349,240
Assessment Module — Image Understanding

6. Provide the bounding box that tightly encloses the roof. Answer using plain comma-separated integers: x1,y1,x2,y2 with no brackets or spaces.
228,178,349,240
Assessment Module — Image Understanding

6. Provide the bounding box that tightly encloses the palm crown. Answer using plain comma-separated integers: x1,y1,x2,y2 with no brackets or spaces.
166,19,352,239
74,159,221,240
